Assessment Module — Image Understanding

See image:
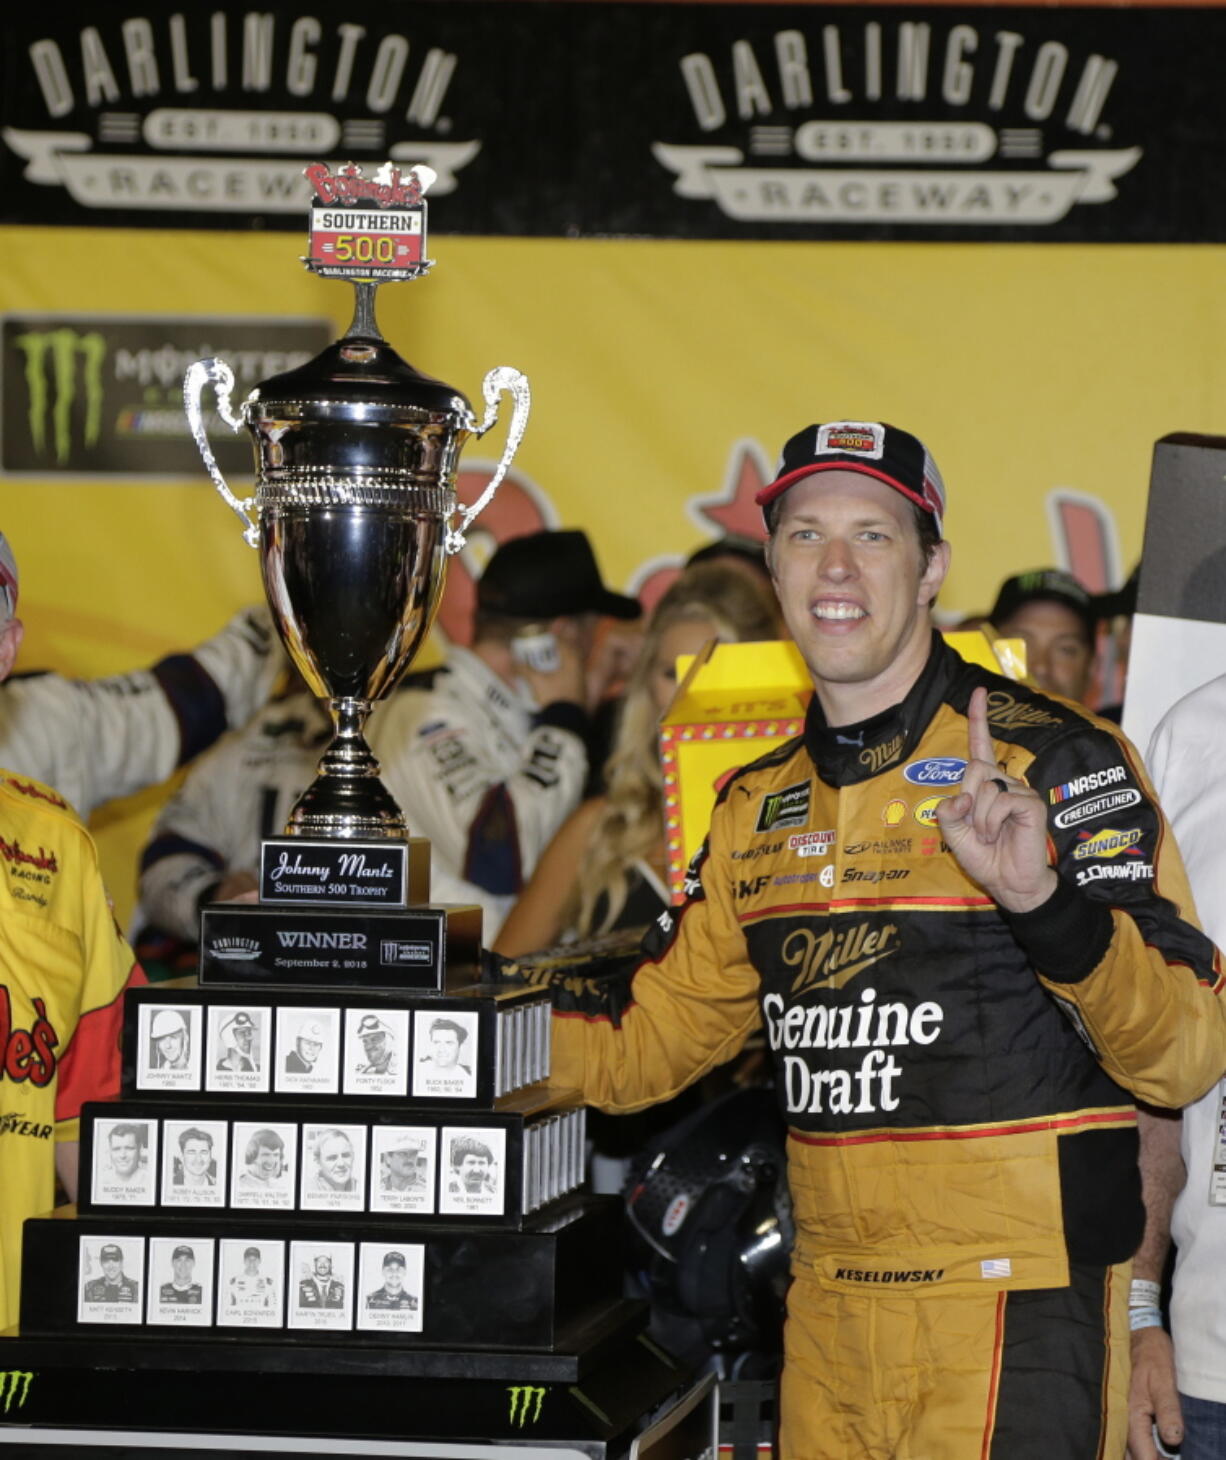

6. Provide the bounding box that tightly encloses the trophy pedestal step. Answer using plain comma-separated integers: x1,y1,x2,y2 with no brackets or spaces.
0,1305,697,1456
79,1096,585,1228
121,985,552,1108
21,1196,621,1349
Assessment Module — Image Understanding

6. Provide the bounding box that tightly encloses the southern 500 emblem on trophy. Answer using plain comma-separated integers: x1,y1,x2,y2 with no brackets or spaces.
185,161,530,860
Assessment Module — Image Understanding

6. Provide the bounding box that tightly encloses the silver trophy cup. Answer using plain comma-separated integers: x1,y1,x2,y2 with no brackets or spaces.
185,287,529,840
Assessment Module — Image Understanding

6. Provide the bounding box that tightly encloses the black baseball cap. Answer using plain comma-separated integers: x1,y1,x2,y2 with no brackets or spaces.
172,1245,195,1261
990,569,1096,638
757,420,947,534
383,1251,406,1267
100,1244,123,1261
477,530,640,621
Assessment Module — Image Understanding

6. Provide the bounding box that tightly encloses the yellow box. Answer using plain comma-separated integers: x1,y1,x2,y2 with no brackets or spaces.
659,630,1024,902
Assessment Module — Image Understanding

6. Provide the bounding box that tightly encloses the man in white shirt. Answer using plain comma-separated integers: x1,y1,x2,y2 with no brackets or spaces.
1129,673,1226,1460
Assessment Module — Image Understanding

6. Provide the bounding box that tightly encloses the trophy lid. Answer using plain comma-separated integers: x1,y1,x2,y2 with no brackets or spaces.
252,333,471,418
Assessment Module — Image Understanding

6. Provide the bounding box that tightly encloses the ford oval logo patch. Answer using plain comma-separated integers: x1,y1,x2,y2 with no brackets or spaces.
903,757,967,786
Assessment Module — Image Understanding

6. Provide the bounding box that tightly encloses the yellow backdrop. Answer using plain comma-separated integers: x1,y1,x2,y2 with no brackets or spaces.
2,224,1221,918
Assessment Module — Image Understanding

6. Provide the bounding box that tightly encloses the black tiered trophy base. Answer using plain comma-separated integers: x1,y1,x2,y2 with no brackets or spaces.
21,1198,619,1348
0,1304,699,1457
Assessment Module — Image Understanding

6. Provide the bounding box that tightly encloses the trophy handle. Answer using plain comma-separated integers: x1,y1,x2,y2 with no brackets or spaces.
184,358,259,549
444,366,532,555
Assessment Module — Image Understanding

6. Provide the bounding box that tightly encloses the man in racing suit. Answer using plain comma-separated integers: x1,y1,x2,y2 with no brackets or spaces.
550,421,1226,1459
0,764,145,1331
371,529,640,939
0,530,280,817
135,688,327,970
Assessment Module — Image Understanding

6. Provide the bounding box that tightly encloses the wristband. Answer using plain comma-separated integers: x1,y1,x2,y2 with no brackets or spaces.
1129,1307,1165,1332
1130,1279,1162,1308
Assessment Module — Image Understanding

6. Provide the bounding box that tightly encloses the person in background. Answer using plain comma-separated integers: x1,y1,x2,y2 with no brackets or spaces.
988,568,1098,705
372,529,641,940
136,685,327,976
1127,672,1226,1460
0,530,281,818
495,562,780,956
0,713,145,1327
685,533,774,600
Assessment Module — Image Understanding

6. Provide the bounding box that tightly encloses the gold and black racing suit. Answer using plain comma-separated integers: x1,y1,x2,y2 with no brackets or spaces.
552,634,1226,1460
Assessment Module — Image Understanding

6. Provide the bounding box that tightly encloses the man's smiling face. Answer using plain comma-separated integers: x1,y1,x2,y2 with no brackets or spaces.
769,471,948,725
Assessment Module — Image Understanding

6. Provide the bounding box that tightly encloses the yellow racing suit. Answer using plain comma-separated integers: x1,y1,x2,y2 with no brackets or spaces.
0,770,143,1332
552,635,1226,1459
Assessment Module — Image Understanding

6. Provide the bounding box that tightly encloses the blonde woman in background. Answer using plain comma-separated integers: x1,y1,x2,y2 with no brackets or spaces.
494,562,781,957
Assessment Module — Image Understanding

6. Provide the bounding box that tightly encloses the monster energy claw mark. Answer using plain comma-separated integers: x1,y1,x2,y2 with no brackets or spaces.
0,1370,34,1414
16,329,105,464
507,1384,546,1426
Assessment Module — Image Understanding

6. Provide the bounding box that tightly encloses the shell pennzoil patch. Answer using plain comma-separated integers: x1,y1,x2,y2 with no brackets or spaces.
914,795,947,827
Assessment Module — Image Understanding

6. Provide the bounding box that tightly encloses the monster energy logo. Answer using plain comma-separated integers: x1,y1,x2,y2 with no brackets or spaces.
507,1384,546,1427
0,1370,33,1414
15,328,105,464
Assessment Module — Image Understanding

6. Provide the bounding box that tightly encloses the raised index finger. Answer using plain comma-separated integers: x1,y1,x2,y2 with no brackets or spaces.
966,686,996,765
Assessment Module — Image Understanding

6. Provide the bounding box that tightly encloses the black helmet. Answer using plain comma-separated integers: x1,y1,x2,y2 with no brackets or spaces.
625,1087,793,1353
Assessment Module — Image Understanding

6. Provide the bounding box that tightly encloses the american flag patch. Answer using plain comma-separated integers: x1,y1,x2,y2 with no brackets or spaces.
981,1258,1013,1279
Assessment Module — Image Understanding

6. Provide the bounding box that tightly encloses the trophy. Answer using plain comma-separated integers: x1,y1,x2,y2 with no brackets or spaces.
184,161,529,847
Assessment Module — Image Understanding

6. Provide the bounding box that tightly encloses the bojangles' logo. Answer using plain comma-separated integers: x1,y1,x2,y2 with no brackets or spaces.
783,921,901,995
0,990,59,1087
304,162,424,208
0,837,57,873
5,778,68,810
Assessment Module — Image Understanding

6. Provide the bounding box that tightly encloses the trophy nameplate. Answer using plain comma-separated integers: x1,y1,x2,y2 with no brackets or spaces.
259,836,430,909
198,903,481,992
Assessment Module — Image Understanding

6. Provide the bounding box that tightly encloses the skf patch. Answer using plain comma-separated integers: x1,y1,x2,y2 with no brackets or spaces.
817,421,883,458
756,782,811,833
1073,826,1143,861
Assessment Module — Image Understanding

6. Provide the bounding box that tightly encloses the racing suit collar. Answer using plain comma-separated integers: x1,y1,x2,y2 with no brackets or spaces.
803,631,956,787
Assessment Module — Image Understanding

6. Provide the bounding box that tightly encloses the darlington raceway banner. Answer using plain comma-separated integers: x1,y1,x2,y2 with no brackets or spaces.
4,2,1226,917
1,2,1226,242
